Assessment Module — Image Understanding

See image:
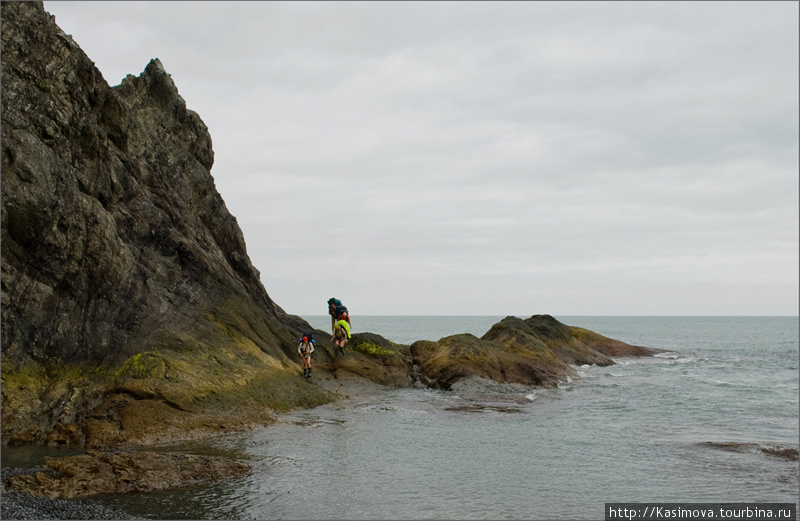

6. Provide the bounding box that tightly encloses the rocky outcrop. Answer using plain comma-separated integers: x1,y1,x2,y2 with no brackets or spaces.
313,314,660,392
411,333,572,390
331,332,414,387
1,1,334,448
517,314,615,366
410,315,660,390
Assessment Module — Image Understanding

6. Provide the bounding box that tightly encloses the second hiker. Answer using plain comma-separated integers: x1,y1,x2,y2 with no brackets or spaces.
298,335,314,378
332,318,351,357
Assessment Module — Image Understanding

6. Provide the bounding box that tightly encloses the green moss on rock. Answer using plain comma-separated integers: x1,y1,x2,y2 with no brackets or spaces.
114,352,169,380
350,341,397,357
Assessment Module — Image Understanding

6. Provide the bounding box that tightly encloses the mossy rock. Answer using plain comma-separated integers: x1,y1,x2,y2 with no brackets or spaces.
324,333,413,387
348,332,410,359
568,326,660,357
1,338,339,448
410,316,632,390
113,352,169,380
350,341,397,357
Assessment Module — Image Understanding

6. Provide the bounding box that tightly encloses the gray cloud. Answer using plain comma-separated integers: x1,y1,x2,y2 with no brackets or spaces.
44,1,798,315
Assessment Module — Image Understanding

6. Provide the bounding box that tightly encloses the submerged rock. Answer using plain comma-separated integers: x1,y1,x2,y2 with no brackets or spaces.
699,441,800,462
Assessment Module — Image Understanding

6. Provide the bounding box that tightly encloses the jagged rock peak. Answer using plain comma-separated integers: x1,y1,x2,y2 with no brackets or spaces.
1,1,328,447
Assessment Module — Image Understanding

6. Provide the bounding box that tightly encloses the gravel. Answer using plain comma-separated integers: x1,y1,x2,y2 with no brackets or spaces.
1,467,138,520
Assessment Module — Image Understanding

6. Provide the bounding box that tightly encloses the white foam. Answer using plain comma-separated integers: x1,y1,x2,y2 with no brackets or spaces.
710,379,734,387
396,407,431,416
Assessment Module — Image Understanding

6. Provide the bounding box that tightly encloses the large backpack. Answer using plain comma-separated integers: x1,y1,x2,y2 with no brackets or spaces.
300,332,316,345
327,298,343,315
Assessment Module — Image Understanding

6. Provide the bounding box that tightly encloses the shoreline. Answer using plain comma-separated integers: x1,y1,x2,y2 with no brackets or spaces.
0,372,383,519
1,467,137,520
0,313,674,508
3,361,797,519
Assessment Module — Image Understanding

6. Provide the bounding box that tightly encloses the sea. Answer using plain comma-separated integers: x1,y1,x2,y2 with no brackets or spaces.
2,316,798,520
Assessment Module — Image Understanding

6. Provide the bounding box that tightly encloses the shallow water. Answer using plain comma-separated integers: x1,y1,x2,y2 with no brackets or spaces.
3,317,798,519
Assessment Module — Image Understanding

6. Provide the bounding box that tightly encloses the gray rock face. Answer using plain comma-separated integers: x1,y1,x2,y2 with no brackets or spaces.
1,1,291,368
1,1,328,446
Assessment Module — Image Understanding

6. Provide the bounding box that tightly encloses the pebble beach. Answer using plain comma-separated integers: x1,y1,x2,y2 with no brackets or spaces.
1,467,135,520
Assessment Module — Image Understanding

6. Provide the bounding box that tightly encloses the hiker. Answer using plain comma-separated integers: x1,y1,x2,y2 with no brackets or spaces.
300,331,316,348
336,305,351,328
327,298,350,334
331,318,351,356
298,336,314,378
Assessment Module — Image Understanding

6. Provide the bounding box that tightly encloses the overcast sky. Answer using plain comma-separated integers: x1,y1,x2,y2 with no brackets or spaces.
44,1,798,316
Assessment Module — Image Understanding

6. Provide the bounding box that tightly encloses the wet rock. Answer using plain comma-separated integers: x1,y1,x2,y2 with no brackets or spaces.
699,441,800,462
5,450,249,499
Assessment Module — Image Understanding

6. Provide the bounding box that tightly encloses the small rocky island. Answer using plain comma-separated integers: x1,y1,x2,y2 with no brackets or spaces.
1,1,661,507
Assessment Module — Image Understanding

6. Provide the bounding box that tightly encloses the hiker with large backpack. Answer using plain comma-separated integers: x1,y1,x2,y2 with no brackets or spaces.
336,305,350,329
298,334,315,378
327,297,351,334
331,318,351,357
327,297,351,357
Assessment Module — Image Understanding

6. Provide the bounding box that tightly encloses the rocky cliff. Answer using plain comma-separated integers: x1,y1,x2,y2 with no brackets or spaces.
1,1,335,447
1,2,660,452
